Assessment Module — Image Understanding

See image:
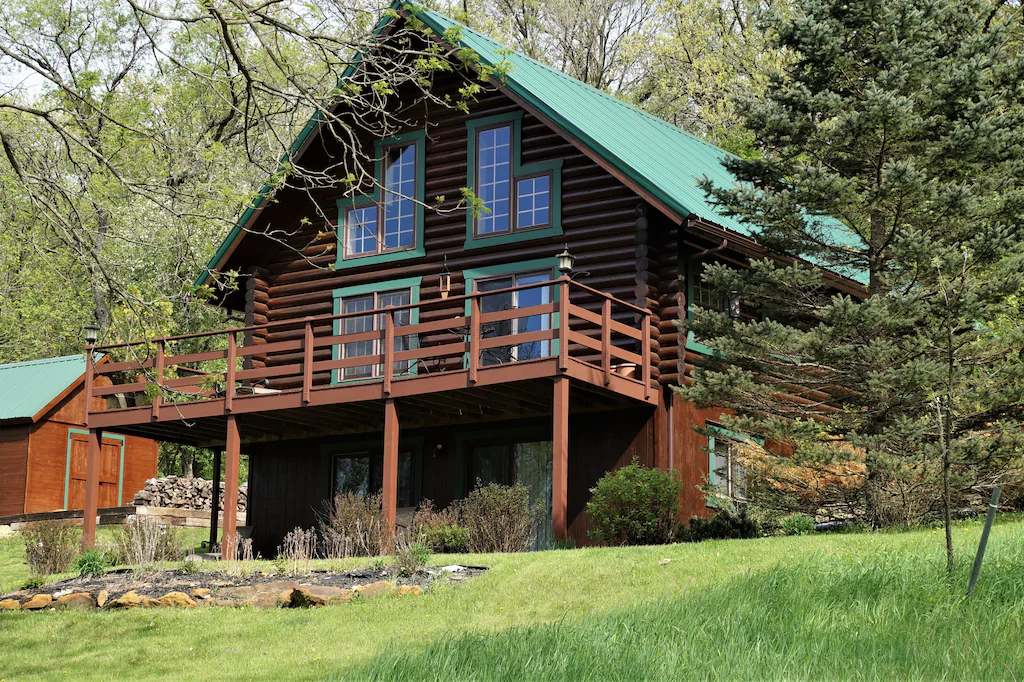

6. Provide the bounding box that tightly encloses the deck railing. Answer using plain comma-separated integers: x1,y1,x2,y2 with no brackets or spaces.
85,277,652,418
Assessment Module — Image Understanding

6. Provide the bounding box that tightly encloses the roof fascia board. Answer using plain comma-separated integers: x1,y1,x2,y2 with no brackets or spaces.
29,355,109,424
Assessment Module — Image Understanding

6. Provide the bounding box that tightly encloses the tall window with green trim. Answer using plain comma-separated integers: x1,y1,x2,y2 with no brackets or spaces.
332,276,422,383
337,130,426,269
465,112,561,249
708,426,751,502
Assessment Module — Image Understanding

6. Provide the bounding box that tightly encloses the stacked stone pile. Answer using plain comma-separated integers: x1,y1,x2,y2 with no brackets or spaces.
132,476,247,512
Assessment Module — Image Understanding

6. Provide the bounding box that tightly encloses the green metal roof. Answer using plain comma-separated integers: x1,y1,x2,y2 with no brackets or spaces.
0,355,87,423
195,2,865,288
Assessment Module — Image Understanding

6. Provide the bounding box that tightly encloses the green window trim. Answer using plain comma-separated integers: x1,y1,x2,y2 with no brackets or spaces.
464,111,563,250
331,275,423,385
64,428,126,510
463,258,562,362
706,423,762,509
336,129,427,270
319,436,424,506
685,258,721,356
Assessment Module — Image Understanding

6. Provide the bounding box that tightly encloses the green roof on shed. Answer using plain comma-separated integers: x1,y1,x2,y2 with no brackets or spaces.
0,355,87,423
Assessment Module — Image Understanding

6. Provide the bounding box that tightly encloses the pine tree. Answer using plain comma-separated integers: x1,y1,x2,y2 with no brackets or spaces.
678,0,1024,558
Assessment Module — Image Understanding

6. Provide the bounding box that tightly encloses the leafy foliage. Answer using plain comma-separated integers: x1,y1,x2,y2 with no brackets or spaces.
22,521,80,577
586,461,681,545
319,493,386,559
458,482,540,553
413,500,469,554
681,509,761,542
392,539,432,577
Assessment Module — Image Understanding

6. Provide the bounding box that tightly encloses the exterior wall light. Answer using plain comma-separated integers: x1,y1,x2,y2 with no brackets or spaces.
84,324,100,347
728,293,742,319
556,245,576,276
439,256,452,300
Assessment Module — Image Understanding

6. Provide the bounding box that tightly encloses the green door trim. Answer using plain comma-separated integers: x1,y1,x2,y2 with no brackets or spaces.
64,429,126,510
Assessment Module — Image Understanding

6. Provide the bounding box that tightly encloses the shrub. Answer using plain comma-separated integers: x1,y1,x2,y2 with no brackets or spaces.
586,461,681,546
23,521,80,576
392,538,431,577
681,508,761,543
177,558,201,575
413,500,469,553
780,513,816,536
458,482,539,553
319,493,385,558
278,527,317,573
72,548,109,578
112,516,187,567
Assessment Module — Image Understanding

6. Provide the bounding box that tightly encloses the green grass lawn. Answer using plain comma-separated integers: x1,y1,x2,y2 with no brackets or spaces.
1,519,1023,681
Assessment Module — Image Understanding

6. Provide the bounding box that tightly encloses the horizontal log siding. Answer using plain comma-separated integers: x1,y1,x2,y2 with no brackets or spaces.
226,77,659,388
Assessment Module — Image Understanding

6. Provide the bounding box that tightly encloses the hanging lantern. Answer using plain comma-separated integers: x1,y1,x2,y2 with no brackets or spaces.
556,245,576,276
439,256,452,300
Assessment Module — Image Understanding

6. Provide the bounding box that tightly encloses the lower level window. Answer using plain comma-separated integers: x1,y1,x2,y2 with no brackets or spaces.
333,451,414,507
709,430,747,501
469,441,552,548
475,271,551,365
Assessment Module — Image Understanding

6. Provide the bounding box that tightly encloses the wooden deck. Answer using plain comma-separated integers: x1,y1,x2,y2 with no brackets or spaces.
85,277,657,441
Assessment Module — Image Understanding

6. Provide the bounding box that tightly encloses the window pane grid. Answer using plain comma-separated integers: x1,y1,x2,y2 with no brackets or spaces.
516,175,550,229
346,207,378,257
477,126,511,235
477,271,551,365
383,144,416,250
339,288,413,380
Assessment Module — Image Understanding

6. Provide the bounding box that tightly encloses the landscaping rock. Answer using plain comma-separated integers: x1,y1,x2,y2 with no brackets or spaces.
290,585,353,607
200,598,242,608
354,581,395,599
155,592,197,608
97,590,109,608
191,588,211,599
22,594,53,610
397,585,423,596
216,586,256,600
0,524,13,538
54,593,96,611
0,599,20,610
107,591,157,609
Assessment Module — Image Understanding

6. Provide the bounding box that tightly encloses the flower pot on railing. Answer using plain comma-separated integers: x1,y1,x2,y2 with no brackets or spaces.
613,363,637,379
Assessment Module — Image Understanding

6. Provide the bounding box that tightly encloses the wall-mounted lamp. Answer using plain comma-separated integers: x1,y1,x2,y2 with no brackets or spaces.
556,245,577,276
439,256,452,300
84,324,100,347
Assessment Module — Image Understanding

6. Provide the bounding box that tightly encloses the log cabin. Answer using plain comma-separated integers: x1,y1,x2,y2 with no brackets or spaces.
0,355,157,517
78,3,862,557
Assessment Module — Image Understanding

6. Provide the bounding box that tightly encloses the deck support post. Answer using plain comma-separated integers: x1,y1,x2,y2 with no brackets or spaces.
552,376,569,540
81,428,103,549
383,398,399,551
209,448,222,551
221,415,240,561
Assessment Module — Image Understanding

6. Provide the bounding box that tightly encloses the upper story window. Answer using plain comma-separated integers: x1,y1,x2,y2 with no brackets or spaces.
708,426,756,505
465,112,562,249
336,130,426,270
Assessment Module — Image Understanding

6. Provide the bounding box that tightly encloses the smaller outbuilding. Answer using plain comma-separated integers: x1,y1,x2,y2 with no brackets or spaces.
0,355,157,516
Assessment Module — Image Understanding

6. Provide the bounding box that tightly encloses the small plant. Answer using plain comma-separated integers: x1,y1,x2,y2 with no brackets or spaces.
72,548,109,578
368,556,387,571
22,520,81,576
547,537,577,551
21,575,47,590
586,460,682,546
458,482,540,553
413,500,469,553
177,558,201,575
681,508,761,542
392,539,431,577
273,554,289,574
113,516,186,567
780,513,816,536
278,527,317,573
318,493,386,559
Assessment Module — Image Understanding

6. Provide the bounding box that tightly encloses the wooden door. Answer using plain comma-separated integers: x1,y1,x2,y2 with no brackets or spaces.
66,432,122,510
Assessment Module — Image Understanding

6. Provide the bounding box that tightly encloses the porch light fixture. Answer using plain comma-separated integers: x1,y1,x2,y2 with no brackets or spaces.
556,245,576,276
728,292,742,320
84,324,100,347
439,255,452,300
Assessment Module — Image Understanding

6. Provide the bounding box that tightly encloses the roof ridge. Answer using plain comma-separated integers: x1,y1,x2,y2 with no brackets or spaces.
416,6,737,160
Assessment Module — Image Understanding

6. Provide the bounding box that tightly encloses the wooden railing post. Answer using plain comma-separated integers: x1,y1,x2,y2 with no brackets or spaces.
152,339,164,420
225,331,236,412
302,318,314,404
601,298,612,386
383,308,394,395
557,279,569,371
469,296,480,384
642,310,652,399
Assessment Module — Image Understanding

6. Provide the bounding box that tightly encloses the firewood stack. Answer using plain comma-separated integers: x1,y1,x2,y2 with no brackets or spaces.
132,476,247,512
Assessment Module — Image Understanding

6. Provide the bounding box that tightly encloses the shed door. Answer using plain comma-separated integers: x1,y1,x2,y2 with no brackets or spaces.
66,432,123,510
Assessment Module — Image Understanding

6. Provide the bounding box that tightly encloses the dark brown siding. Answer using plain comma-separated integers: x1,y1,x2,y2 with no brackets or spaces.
247,444,330,557
0,426,29,516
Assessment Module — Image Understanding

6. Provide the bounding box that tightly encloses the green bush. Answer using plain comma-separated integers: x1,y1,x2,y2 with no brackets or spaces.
413,500,469,553
22,520,81,576
72,548,109,578
681,508,761,542
586,461,681,545
392,540,432,577
780,513,816,536
459,482,539,553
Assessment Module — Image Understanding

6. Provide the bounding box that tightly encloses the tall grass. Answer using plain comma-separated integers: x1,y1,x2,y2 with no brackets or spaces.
345,542,1024,681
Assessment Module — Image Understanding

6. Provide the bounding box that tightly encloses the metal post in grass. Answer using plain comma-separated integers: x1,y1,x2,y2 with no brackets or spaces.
967,486,1001,597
